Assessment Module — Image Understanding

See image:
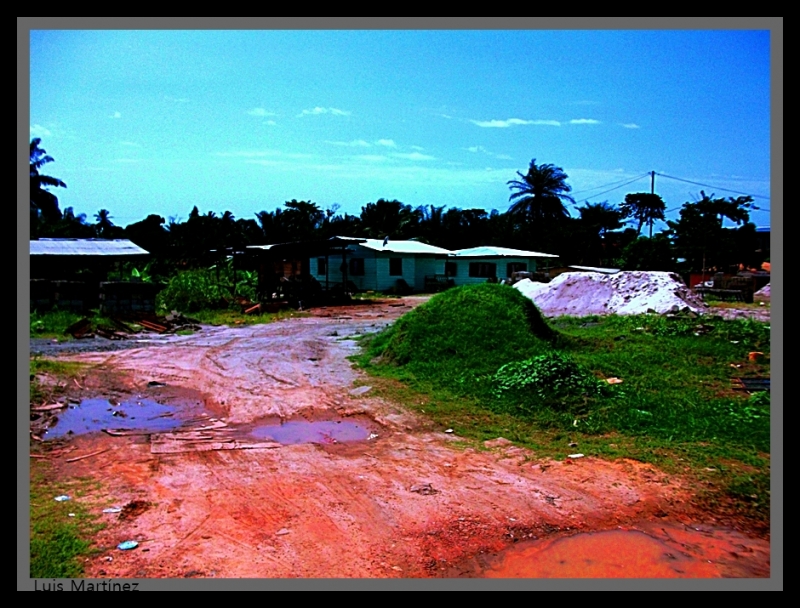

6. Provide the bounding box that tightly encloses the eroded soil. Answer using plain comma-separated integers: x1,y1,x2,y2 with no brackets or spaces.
28,298,771,578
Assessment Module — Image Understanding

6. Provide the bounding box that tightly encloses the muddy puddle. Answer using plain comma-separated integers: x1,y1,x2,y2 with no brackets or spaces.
248,419,373,445
41,397,196,440
458,523,770,578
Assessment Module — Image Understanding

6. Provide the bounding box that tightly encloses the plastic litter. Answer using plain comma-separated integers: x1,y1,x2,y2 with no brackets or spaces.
54,495,70,502
117,540,139,550
567,453,585,459
444,429,454,434
103,507,122,514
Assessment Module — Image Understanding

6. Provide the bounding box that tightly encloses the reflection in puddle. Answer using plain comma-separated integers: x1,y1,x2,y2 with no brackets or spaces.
481,529,734,578
249,420,371,445
43,398,186,440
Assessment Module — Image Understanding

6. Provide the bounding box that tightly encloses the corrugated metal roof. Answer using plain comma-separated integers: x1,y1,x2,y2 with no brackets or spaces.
567,265,620,274
30,239,149,256
336,236,451,255
451,246,558,258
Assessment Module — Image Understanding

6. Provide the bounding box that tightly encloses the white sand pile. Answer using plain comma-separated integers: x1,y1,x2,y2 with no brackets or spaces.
514,271,708,317
754,283,771,299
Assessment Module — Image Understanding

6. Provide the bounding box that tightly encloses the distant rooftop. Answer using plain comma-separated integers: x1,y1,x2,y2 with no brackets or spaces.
567,265,620,274
336,236,451,255
451,245,558,258
30,238,149,256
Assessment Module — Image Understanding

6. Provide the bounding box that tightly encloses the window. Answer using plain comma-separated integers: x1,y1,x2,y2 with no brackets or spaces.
507,262,527,277
349,257,365,276
469,262,497,278
317,258,327,275
445,261,457,277
389,258,403,276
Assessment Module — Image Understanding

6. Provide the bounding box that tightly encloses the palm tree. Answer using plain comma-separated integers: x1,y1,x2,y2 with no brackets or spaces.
619,192,666,238
30,138,67,223
507,159,575,222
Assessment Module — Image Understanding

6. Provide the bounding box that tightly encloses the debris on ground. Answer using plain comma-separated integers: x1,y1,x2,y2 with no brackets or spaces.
410,483,439,495
754,283,770,300
117,540,139,550
514,271,708,317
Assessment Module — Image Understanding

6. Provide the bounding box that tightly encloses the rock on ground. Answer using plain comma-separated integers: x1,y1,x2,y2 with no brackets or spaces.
514,271,708,317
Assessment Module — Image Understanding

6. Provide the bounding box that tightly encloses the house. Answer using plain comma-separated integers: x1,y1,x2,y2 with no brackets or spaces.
309,237,452,293
447,246,559,287
548,265,620,280
29,238,153,313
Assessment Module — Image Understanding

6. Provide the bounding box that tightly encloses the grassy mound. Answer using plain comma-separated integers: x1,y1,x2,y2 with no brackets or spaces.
366,284,558,393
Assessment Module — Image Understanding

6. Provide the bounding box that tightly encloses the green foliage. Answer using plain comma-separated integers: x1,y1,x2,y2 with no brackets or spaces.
30,308,83,337
156,265,258,313
619,235,675,271
493,351,609,412
366,284,557,395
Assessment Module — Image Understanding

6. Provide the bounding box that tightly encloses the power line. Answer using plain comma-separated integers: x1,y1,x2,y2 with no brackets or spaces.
574,174,652,204
655,172,770,200
569,172,651,196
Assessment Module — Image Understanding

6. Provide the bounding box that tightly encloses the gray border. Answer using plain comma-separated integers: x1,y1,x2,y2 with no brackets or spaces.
20,17,782,591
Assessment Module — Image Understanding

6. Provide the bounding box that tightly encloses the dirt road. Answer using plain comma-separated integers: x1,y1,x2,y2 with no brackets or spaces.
30,298,770,578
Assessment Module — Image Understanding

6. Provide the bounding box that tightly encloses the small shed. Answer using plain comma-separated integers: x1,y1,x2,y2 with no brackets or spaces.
29,238,151,313
447,246,559,286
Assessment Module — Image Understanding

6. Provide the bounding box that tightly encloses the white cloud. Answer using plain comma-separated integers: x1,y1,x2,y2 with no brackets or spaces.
375,139,397,148
392,152,436,161
298,106,351,117
355,155,389,162
110,111,122,119
30,124,51,138
264,120,277,126
248,108,277,117
327,139,371,147
570,118,601,125
438,113,452,119
495,154,513,160
466,145,487,153
410,145,425,151
470,118,561,128
466,145,512,161
216,149,313,159
621,123,641,129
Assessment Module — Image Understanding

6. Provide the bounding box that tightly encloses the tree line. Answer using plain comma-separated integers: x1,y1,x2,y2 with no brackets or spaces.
30,139,765,277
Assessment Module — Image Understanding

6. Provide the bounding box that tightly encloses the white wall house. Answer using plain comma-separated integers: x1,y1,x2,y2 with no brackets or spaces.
310,236,451,293
447,246,559,287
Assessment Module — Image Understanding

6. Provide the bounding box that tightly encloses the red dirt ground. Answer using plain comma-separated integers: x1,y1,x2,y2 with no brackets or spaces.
29,297,771,579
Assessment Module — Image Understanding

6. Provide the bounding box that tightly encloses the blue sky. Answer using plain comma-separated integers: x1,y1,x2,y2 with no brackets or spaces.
28,26,774,231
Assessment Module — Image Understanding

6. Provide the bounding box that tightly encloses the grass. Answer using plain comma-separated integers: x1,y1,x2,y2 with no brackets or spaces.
354,284,772,529
29,357,89,404
29,461,105,578
191,308,309,327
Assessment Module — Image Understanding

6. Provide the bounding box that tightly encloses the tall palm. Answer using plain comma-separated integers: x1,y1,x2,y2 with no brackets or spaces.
619,192,666,238
30,138,67,223
507,159,575,222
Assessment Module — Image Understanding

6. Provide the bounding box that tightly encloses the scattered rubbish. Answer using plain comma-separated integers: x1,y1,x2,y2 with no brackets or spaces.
244,303,261,315
65,318,93,339
730,364,742,369
410,483,439,495
568,453,585,459
54,495,70,502
68,513,75,517
276,528,291,536
731,377,770,392
349,386,372,396
568,442,578,448
730,340,740,344
103,507,123,514
444,428,454,434
573,420,579,427
748,351,764,362
368,433,379,440
32,403,67,412
392,566,403,572
606,377,623,385
117,540,139,550
147,381,167,388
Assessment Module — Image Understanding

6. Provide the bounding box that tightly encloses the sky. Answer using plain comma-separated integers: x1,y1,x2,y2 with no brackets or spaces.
26,23,775,232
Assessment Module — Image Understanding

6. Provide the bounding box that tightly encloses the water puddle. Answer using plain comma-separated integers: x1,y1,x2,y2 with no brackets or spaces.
248,419,372,445
461,523,770,578
42,397,190,440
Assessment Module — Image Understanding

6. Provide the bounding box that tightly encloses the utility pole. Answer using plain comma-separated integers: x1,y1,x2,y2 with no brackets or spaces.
650,171,656,238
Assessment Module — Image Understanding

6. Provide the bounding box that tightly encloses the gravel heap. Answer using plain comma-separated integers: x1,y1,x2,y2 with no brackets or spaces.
514,271,709,317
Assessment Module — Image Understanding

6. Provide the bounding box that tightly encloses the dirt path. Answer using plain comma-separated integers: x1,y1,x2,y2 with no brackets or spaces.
30,298,770,579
